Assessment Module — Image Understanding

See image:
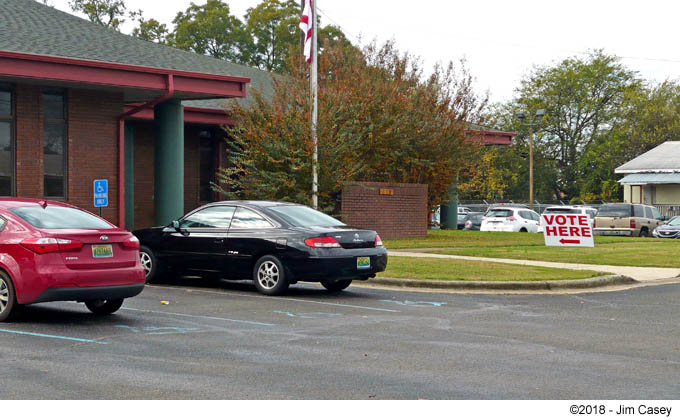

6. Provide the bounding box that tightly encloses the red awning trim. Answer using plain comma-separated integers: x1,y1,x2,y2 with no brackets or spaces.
123,105,235,126
466,129,516,146
0,50,248,98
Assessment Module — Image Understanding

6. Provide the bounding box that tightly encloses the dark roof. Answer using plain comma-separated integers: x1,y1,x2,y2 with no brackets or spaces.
0,0,274,107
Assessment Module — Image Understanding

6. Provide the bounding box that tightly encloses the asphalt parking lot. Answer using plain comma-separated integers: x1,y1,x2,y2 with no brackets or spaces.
1,278,679,399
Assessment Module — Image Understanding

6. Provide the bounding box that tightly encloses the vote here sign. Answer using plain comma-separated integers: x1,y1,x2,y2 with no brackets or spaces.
541,214,594,247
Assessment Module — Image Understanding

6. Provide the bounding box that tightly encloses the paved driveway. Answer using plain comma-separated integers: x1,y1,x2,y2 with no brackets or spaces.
1,279,679,399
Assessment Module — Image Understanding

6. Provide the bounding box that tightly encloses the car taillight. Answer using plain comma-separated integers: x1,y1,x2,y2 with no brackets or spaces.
507,216,517,221
21,238,83,254
122,235,140,249
304,236,341,248
374,234,383,247
630,219,636,229
465,220,471,228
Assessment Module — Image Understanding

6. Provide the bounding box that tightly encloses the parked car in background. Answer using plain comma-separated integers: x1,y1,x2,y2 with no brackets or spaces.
652,215,680,238
537,205,598,233
462,212,484,230
480,207,540,233
0,198,145,322
593,203,663,237
134,201,388,296
456,206,471,229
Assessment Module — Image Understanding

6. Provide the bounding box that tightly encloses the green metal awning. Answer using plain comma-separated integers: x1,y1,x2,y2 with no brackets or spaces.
618,173,680,184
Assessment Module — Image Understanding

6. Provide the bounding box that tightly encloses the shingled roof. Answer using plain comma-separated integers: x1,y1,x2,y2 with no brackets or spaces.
0,0,273,108
616,142,680,174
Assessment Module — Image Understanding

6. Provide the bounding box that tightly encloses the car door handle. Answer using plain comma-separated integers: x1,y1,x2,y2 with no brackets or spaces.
214,239,225,243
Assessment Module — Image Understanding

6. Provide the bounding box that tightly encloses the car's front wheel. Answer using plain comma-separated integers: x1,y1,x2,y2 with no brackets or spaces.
321,279,352,292
85,298,124,315
253,255,289,296
0,271,19,322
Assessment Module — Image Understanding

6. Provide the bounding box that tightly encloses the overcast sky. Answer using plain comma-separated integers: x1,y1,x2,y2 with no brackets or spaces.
47,0,680,103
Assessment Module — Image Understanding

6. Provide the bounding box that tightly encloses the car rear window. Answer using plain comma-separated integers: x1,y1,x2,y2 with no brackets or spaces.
544,208,580,214
10,205,113,229
486,209,513,218
468,214,483,222
268,205,345,227
596,204,631,217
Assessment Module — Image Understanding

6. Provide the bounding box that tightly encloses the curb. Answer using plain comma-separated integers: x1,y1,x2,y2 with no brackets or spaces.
366,275,637,291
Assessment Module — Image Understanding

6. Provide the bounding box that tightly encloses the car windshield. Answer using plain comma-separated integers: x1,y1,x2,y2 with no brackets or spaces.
667,217,680,226
486,209,513,218
268,205,345,227
597,204,631,217
469,214,483,222
10,205,113,229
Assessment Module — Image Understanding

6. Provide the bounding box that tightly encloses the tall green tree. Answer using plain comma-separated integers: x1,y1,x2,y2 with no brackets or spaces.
169,0,250,62
69,0,138,30
244,0,299,72
132,17,169,44
509,51,642,199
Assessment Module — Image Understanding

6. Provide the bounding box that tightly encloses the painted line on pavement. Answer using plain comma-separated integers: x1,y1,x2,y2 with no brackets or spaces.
121,307,276,326
0,328,108,344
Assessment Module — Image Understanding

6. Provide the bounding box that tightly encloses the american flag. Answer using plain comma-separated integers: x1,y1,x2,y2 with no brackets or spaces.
299,0,313,63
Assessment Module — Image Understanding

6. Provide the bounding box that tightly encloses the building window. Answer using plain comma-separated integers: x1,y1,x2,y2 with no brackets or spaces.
43,92,67,199
0,90,14,196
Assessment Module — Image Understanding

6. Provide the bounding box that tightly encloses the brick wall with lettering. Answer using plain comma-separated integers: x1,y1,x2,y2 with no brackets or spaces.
341,182,428,239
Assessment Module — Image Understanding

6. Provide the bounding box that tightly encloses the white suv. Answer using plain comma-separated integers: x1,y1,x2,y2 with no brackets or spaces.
538,206,597,233
480,207,540,233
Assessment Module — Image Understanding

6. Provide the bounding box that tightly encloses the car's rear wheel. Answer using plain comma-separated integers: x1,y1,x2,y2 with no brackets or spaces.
85,298,124,315
0,271,19,322
253,255,289,296
639,228,649,237
519,228,528,232
140,246,158,283
321,279,352,292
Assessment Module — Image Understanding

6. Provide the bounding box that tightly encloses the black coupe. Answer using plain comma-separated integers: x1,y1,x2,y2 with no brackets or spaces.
133,201,388,295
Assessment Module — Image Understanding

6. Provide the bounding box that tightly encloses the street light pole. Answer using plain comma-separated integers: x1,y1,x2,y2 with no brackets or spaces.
517,109,545,212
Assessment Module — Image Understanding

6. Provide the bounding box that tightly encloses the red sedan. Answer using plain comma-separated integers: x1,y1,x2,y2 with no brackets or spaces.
0,198,145,321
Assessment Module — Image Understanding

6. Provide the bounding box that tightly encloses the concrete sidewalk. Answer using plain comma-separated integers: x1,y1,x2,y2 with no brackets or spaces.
388,250,680,282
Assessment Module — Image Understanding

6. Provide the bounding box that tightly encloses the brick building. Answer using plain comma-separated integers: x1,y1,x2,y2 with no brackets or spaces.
0,0,273,230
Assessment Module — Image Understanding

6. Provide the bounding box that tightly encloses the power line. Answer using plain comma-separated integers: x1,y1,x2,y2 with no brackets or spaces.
316,6,359,43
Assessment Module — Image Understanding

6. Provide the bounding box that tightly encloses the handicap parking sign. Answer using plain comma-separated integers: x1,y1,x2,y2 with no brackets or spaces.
94,179,108,207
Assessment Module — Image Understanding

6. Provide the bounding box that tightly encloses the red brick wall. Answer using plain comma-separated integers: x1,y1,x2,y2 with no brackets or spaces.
184,126,201,214
341,182,428,239
132,122,155,229
67,88,123,223
15,85,43,198
15,84,123,224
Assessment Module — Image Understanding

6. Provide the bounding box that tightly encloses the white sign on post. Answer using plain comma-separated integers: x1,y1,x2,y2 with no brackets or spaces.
541,214,594,247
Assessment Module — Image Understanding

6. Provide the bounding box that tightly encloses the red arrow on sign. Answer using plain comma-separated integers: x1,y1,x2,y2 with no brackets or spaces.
560,238,581,244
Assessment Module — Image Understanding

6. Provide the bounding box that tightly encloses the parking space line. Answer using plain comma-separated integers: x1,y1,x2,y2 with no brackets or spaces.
148,285,401,313
121,307,276,326
0,328,108,344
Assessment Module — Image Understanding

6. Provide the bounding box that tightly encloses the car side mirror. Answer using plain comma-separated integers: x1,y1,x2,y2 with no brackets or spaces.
172,220,181,230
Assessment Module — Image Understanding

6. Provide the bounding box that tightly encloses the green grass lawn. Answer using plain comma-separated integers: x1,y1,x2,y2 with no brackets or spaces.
379,256,606,282
383,230,680,268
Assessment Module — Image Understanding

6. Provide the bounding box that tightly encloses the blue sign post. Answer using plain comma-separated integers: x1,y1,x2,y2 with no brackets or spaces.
94,180,108,217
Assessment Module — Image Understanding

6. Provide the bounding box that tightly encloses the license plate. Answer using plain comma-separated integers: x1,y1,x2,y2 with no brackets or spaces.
92,244,113,258
357,256,370,269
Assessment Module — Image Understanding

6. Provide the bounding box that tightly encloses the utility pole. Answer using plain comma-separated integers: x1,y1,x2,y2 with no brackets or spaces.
517,109,546,212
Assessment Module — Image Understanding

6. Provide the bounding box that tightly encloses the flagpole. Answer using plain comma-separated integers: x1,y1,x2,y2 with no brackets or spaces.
311,0,319,209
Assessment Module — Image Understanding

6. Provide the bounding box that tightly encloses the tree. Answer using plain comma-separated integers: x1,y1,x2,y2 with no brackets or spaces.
169,0,250,62
132,17,169,44
69,0,138,30
244,0,299,72
578,80,680,201
507,51,642,199
216,40,486,214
